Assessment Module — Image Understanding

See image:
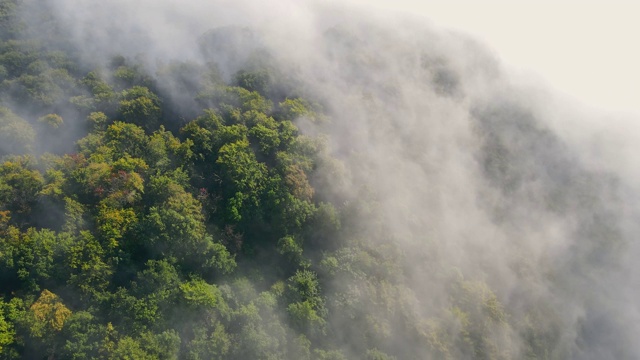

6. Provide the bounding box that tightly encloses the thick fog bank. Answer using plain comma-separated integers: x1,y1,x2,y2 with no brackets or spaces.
31,0,640,358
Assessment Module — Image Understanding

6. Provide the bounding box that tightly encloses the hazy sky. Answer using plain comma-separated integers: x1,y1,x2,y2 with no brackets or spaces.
355,0,640,117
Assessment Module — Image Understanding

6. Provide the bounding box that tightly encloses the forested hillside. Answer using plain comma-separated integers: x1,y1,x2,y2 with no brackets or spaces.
0,1,636,359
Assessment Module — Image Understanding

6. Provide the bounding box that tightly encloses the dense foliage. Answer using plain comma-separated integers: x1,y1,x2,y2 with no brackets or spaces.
0,2,356,358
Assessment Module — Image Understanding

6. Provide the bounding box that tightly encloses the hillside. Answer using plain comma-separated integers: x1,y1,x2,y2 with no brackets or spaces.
0,1,636,359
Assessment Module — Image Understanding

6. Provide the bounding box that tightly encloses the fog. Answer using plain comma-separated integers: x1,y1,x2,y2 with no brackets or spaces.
26,0,640,358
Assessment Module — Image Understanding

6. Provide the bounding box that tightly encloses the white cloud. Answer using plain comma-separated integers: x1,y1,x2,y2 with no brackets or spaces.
351,0,640,117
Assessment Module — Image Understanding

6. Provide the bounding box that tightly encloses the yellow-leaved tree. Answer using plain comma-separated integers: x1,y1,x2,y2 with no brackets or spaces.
29,290,72,338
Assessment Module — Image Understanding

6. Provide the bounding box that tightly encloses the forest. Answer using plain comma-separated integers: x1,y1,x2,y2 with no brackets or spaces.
0,0,636,359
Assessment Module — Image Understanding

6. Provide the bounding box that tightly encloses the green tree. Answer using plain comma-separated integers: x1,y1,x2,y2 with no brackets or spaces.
103,121,149,158
80,71,117,112
216,139,266,222
0,107,34,155
285,270,326,336
37,113,63,129
141,177,235,277
119,86,162,131
0,157,43,224
0,301,15,355
65,231,113,298
59,311,106,359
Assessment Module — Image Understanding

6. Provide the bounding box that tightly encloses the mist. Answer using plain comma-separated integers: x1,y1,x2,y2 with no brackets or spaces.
2,0,639,358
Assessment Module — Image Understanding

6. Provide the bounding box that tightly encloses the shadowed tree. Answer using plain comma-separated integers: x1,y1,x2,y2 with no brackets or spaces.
0,107,34,156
